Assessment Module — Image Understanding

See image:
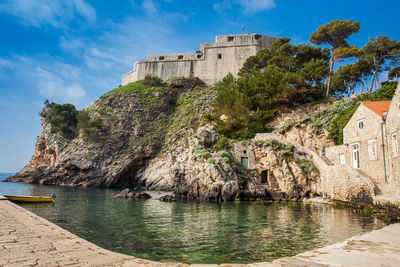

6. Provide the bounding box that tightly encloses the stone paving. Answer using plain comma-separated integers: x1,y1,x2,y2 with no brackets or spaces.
1,199,400,267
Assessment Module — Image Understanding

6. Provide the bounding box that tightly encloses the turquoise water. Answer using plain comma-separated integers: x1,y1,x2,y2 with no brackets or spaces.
0,173,388,264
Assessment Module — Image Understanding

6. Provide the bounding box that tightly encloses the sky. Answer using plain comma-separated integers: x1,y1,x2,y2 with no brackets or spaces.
0,0,399,172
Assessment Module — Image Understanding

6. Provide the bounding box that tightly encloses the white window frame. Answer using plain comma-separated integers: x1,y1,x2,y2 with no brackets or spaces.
352,143,360,169
339,153,345,165
368,139,377,160
393,134,399,157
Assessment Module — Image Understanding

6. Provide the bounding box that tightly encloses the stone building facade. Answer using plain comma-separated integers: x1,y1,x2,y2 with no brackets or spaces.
386,83,400,190
326,82,400,195
122,34,277,86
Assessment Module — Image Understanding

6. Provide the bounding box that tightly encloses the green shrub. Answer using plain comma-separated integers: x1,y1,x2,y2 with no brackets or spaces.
46,102,79,139
207,157,216,164
142,75,163,87
76,110,105,138
328,102,360,145
194,145,212,159
297,159,319,175
258,139,294,158
215,135,229,150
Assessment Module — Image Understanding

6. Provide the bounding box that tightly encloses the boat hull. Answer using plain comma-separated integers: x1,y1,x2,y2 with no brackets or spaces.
4,195,55,203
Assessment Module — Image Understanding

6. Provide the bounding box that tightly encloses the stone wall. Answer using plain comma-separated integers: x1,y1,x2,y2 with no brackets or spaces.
325,145,347,165
385,82,400,192
122,34,277,86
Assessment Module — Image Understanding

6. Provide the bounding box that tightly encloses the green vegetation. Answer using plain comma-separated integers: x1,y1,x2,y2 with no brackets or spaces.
209,37,330,139
193,145,212,159
46,102,79,139
142,74,163,87
258,139,294,158
355,81,398,101
215,135,229,151
206,20,398,141
309,19,361,97
328,102,360,144
102,81,164,98
76,110,105,138
297,159,319,175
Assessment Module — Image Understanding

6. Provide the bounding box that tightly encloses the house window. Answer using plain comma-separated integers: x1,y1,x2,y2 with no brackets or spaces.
261,170,268,184
227,36,234,42
358,120,365,130
178,55,183,60
352,144,360,168
339,154,345,165
241,157,248,168
393,134,399,157
159,56,164,60
368,139,377,160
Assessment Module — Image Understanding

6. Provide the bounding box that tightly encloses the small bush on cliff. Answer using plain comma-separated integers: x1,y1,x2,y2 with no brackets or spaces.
46,102,79,139
258,139,294,158
76,110,105,138
297,159,319,175
142,75,163,87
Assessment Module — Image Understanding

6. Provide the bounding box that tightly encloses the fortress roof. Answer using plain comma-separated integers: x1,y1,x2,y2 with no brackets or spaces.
362,101,392,117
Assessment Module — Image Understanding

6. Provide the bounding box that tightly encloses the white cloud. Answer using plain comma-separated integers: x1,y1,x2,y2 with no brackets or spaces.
236,0,276,13
36,66,87,103
0,0,96,28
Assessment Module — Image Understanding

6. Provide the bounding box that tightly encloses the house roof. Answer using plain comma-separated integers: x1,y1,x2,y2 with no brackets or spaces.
362,101,392,117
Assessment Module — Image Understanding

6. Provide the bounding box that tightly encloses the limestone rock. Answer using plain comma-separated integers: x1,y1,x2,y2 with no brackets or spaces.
196,125,218,148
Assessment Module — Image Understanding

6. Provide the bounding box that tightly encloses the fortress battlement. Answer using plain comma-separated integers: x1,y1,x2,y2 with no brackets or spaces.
122,34,277,85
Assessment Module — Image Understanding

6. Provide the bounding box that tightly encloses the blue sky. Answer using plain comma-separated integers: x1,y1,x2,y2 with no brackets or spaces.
1,0,399,172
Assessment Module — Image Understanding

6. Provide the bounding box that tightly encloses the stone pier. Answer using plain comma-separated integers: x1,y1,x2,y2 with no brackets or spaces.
1,199,400,267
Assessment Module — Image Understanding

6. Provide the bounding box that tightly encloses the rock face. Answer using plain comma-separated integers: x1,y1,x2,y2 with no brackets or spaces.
7,82,189,187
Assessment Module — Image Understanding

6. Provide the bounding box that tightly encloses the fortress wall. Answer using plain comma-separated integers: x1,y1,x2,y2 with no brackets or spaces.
137,60,193,82
121,34,278,86
194,45,259,84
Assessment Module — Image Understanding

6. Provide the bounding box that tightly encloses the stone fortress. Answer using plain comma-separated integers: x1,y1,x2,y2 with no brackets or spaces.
122,34,277,85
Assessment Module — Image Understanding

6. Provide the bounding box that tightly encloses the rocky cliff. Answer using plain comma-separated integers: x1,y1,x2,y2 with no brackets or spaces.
7,79,324,201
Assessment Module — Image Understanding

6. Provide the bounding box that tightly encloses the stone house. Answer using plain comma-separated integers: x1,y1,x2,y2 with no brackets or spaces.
122,34,277,86
326,82,400,194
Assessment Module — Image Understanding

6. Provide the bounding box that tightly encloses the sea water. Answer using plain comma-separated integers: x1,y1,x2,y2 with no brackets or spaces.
0,173,388,264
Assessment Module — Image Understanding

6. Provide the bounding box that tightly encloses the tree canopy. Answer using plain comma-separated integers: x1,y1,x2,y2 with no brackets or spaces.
309,19,360,97
211,37,329,139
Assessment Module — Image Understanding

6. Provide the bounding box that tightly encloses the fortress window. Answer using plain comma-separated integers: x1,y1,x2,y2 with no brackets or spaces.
197,54,202,59
218,53,222,59
159,56,164,60
254,34,261,40
178,55,183,60
227,36,234,42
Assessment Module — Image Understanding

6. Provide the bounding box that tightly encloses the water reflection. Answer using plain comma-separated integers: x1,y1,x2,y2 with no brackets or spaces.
0,173,388,264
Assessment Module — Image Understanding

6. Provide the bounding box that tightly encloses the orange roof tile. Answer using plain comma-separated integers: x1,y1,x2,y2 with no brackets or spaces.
362,101,391,117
